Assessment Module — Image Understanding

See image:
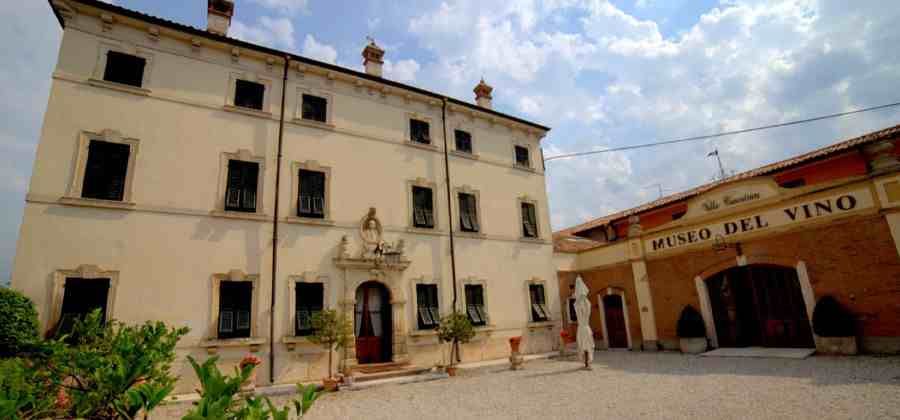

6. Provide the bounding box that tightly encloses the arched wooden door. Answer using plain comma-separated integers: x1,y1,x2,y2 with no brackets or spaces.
355,281,392,364
603,295,629,349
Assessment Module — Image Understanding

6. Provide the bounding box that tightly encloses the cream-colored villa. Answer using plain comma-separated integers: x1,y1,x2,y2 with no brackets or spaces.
12,0,557,391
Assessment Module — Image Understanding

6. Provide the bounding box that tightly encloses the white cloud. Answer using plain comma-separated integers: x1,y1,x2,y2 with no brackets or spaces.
302,35,338,64
230,16,296,50
384,59,420,83
247,0,309,15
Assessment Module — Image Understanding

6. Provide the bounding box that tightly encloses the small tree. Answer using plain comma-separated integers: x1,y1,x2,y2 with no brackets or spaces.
676,305,706,338
0,288,40,357
436,312,475,368
308,310,353,379
813,295,855,337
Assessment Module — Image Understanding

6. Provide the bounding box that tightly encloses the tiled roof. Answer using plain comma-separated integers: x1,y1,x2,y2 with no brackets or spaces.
557,122,900,238
552,233,602,253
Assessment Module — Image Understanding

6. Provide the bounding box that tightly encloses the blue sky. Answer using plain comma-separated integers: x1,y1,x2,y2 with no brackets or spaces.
2,0,900,281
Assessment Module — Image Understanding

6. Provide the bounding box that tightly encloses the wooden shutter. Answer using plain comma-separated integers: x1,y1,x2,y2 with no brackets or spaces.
302,94,327,122
529,284,548,321
410,119,430,144
234,80,265,110
416,284,439,329
295,283,324,336
455,130,472,153
82,140,130,201
459,193,479,232
465,284,486,326
58,278,110,335
413,186,434,228
515,145,530,166
226,160,258,212
298,169,325,218
219,281,252,339
522,202,538,237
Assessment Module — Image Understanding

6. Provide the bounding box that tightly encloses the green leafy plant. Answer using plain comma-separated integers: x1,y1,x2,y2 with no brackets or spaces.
436,312,475,368
812,295,856,337
307,309,353,380
676,305,706,338
0,358,59,420
0,288,40,357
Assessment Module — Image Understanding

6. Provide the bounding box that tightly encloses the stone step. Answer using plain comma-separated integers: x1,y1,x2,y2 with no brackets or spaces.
343,371,448,391
352,365,434,383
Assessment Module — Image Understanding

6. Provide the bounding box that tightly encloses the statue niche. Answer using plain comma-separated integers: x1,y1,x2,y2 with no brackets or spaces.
336,208,407,268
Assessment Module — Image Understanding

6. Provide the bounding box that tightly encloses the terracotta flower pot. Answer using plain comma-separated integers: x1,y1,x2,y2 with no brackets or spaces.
445,366,458,377
323,377,340,392
509,336,523,353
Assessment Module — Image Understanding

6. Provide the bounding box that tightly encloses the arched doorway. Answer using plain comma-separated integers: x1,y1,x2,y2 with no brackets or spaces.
706,265,814,348
355,281,392,364
602,294,629,349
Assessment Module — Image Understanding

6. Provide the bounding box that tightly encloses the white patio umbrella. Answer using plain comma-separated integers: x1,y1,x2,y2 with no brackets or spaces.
574,275,595,368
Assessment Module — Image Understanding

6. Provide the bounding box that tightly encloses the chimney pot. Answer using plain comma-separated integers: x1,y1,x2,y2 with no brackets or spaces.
207,0,235,36
474,79,493,109
362,39,385,77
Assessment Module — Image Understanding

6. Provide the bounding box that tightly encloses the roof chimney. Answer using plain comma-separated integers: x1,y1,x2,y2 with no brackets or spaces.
474,79,493,109
362,39,385,77
207,0,234,36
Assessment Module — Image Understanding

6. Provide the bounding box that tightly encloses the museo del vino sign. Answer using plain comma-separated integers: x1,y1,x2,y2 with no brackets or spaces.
646,188,873,253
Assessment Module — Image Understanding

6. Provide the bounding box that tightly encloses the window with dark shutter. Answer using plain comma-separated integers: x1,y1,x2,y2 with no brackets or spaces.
56,278,110,336
412,186,435,229
465,284,487,326
515,145,531,167
529,284,549,322
218,281,252,339
410,119,430,145
81,140,130,201
298,169,325,218
103,51,146,88
454,130,472,154
225,160,259,213
521,202,538,238
234,80,265,110
458,193,479,233
301,94,328,123
416,284,440,330
295,283,323,336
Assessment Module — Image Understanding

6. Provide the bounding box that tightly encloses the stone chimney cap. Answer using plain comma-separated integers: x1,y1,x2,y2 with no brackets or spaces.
208,0,235,17
474,78,493,100
362,39,385,65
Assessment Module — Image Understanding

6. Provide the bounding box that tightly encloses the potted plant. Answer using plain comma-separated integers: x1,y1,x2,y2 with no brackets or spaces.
676,305,708,354
436,312,475,376
308,309,353,391
812,295,857,355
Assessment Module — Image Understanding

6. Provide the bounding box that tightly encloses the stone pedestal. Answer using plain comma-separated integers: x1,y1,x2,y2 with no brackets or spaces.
509,353,524,370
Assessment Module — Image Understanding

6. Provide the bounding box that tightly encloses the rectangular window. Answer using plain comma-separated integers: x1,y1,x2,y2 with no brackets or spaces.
458,193,480,233
301,94,328,123
225,160,259,213
81,140,130,201
234,80,265,110
454,130,472,154
412,186,435,229
57,278,110,336
295,283,324,336
529,284,549,322
103,51,146,87
416,284,440,330
465,284,487,326
521,202,538,238
218,281,252,339
410,119,431,145
298,169,325,218
568,298,578,323
515,145,531,167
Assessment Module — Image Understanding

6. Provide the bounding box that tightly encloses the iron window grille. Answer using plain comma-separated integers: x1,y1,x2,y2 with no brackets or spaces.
529,284,549,322
454,130,473,154
412,186,435,228
234,80,265,110
298,169,325,218
515,145,531,167
225,160,259,213
465,284,487,326
521,202,538,238
416,284,440,330
103,51,146,88
295,283,324,336
301,94,327,123
410,119,431,145
57,278,110,336
458,193,480,233
81,140,130,201
218,281,252,339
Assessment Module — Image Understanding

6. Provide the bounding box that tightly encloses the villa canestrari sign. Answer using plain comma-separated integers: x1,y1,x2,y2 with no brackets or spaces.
702,191,761,211
647,188,873,253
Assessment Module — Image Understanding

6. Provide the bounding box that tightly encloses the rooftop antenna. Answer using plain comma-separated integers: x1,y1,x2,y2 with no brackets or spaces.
708,149,726,180
645,183,670,199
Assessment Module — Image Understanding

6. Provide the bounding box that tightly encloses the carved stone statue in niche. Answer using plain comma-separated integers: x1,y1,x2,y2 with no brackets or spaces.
360,207,384,260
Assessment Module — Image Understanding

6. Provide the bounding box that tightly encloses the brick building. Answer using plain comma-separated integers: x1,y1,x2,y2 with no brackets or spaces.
554,124,900,354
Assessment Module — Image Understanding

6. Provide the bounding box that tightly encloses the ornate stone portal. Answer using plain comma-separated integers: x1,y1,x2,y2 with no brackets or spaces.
335,208,411,369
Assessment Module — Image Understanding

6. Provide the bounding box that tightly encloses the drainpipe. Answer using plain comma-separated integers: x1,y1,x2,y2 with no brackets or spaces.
441,98,459,311
269,56,290,384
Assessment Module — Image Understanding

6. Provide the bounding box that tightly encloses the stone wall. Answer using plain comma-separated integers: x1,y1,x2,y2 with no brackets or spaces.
558,263,641,350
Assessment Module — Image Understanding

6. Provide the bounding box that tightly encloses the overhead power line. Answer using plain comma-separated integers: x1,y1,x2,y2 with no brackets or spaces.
543,100,900,162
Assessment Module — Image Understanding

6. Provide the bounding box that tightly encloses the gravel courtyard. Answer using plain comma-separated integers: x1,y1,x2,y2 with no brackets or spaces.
163,351,900,419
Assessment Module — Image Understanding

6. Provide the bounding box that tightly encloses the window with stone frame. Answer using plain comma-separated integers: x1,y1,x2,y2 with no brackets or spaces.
412,186,435,229
514,145,531,167
103,51,146,88
234,79,265,110
410,119,431,145
295,282,323,336
81,140,131,201
454,130,473,154
416,284,440,330
465,284,487,326
297,169,326,218
458,192,480,233
529,283,549,322
218,281,252,339
301,94,327,123
225,160,259,213
56,278,110,336
521,202,539,238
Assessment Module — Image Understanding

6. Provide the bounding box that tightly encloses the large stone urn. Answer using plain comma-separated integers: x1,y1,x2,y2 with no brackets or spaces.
679,337,708,354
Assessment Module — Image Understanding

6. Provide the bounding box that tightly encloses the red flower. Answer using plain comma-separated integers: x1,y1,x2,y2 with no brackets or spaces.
240,354,263,368
55,387,71,410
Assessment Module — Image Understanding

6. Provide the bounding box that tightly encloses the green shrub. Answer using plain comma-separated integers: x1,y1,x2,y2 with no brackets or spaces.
308,309,353,379
0,288,40,357
812,295,855,337
676,305,706,338
437,312,475,367
0,358,59,420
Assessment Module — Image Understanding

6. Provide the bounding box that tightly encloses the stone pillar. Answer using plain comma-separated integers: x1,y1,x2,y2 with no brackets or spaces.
391,298,410,363
340,298,358,372
627,216,659,351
